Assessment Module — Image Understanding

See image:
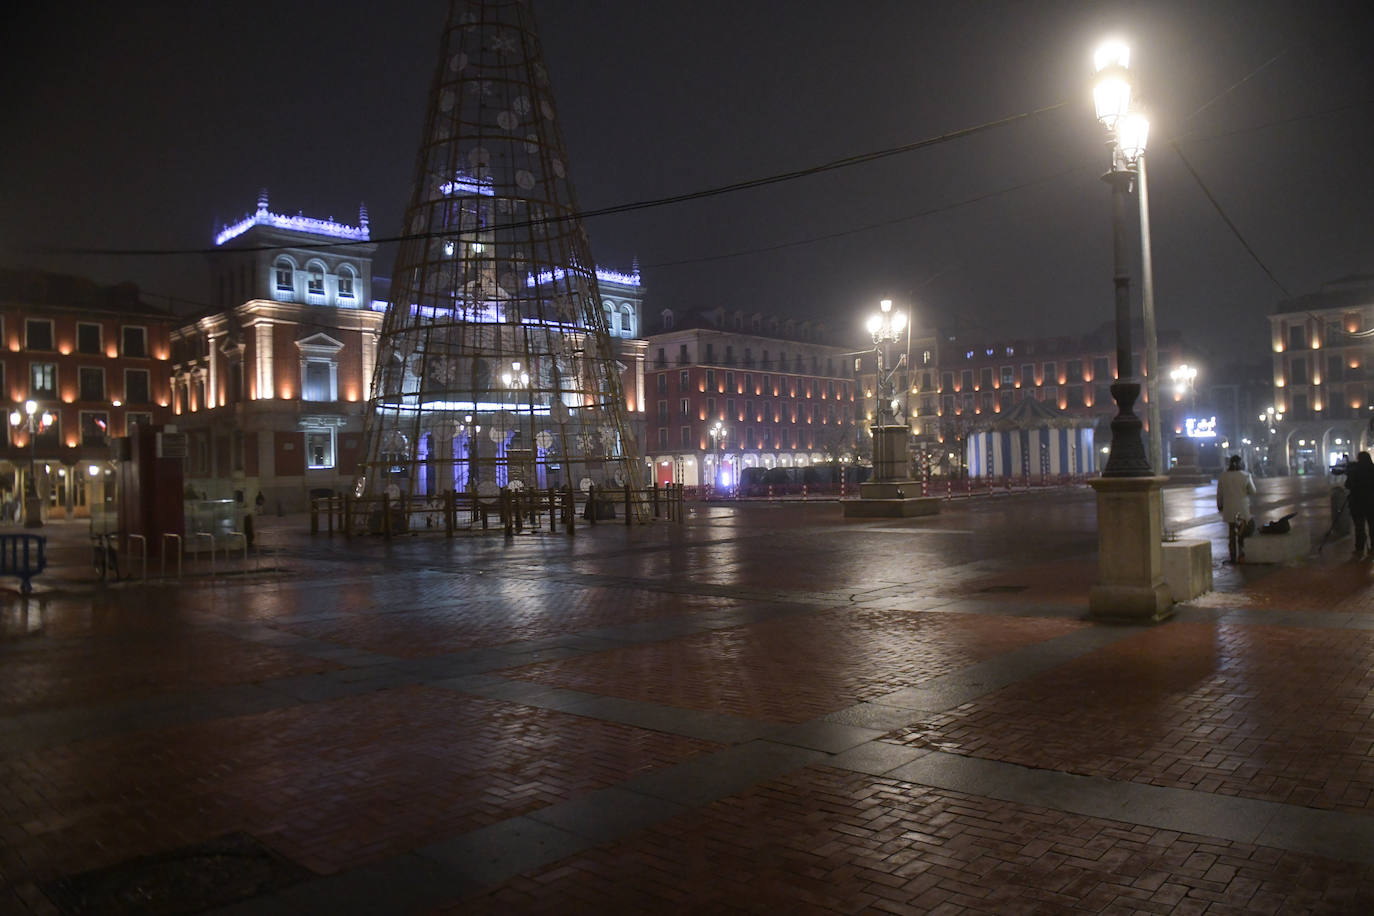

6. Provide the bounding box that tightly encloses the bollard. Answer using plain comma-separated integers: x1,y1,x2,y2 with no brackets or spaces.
194,532,216,575
514,489,523,532
548,486,557,532
624,484,632,526
127,534,147,581
677,484,686,524
227,532,248,569
587,484,597,526
310,501,319,534
445,490,455,536
564,486,575,535
652,482,660,519
161,533,183,579
502,489,514,536
343,495,353,538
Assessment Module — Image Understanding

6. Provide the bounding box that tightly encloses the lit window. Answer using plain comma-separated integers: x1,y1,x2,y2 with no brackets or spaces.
307,269,324,296
303,361,334,401
30,362,57,398
275,260,293,291
80,411,109,445
306,429,335,469
337,268,355,298
125,412,152,435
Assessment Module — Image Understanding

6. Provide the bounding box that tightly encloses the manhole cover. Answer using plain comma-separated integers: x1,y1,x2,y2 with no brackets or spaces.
978,585,1028,594
41,832,310,915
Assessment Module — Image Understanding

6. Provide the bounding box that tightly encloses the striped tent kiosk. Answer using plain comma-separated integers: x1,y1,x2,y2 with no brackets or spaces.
966,398,1097,482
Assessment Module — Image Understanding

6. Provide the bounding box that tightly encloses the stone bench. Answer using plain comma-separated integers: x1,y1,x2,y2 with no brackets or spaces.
1162,539,1212,601
1244,525,1310,564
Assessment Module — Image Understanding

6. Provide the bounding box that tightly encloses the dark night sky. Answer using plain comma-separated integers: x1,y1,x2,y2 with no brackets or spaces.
3,1,1370,365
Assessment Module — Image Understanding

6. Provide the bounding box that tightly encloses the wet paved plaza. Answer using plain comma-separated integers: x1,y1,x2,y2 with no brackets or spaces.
2,477,1373,913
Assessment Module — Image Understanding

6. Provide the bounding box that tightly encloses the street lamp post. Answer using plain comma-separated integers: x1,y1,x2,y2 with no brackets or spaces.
1087,39,1172,622
1092,41,1152,477
9,400,55,528
865,299,909,482
1260,406,1282,476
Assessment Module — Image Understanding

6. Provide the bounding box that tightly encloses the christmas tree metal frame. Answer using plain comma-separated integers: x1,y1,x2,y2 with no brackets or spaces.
358,0,642,512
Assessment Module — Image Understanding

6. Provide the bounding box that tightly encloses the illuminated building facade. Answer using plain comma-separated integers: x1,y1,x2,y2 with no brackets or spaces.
170,192,646,511
170,193,382,510
0,269,175,518
642,309,860,488
1267,274,1374,474
930,321,1188,474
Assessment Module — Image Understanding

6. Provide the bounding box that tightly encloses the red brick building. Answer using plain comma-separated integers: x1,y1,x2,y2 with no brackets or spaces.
0,270,175,518
642,308,861,487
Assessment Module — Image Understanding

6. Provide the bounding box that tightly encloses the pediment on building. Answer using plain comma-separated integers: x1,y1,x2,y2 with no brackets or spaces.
295,332,345,356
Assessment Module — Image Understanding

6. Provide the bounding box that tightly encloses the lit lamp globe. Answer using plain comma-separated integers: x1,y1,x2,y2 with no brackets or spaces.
1116,110,1150,164
1092,41,1132,130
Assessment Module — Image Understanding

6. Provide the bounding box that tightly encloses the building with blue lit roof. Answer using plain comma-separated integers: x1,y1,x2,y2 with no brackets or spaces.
171,192,646,511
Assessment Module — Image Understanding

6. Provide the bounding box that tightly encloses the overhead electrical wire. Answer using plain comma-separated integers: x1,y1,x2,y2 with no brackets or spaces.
32,102,1068,259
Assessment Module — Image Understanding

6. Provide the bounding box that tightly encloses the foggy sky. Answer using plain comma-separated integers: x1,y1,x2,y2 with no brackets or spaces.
3,0,1370,365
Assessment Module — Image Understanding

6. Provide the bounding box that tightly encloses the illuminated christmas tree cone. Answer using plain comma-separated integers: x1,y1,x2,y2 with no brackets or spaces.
359,0,642,514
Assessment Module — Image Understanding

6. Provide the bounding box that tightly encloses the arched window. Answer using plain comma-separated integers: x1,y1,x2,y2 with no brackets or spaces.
604,303,617,336
620,305,635,337
337,264,356,300
274,258,294,295
304,260,327,300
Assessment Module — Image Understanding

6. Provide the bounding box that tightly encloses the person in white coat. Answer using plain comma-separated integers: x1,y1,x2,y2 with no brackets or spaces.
1217,454,1257,558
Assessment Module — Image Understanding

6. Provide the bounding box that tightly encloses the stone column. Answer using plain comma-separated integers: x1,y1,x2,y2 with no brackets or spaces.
361,331,377,403
206,335,219,409
1088,476,1173,621
255,322,274,399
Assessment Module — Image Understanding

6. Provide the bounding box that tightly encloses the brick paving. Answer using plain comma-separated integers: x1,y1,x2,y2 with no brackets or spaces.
266,586,752,657
3,476,1374,914
0,686,719,884
505,609,1085,723
443,766,1374,915
0,618,339,716
885,622,1374,814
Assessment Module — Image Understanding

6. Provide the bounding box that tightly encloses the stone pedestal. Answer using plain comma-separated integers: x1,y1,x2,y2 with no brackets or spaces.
871,425,909,482
1088,476,1173,622
1166,437,1211,485
842,480,940,517
841,425,941,517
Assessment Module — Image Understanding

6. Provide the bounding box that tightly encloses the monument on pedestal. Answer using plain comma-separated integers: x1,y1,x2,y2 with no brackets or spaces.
842,299,940,519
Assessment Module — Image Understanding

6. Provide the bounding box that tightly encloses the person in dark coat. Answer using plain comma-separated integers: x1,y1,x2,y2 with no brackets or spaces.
1344,451,1374,558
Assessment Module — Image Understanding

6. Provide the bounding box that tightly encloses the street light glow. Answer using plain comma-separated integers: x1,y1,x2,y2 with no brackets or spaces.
1117,111,1150,164
1093,40,1130,72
